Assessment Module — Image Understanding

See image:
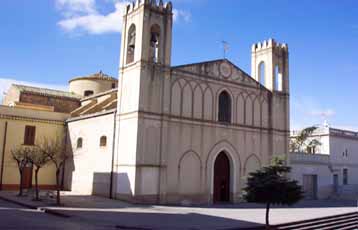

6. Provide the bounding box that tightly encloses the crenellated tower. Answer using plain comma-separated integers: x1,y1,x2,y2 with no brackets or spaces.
114,0,173,203
251,39,289,93
251,39,290,159
120,0,173,68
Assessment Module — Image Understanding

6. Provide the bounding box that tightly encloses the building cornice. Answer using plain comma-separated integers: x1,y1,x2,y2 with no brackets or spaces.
0,114,65,125
66,109,116,123
117,110,290,134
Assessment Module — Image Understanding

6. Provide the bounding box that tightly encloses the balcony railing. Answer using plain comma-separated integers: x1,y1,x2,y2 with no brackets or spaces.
290,152,330,164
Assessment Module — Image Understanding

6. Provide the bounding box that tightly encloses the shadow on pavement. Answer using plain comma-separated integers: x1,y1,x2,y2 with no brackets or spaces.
61,209,264,230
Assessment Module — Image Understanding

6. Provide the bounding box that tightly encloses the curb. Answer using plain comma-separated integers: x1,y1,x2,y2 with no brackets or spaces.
0,195,70,218
0,195,38,210
41,208,71,218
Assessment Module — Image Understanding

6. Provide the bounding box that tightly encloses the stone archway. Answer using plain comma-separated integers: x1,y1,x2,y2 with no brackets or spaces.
206,140,241,203
213,152,230,203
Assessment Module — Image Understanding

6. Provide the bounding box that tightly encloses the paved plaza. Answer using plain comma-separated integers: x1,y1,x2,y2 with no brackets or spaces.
0,192,357,229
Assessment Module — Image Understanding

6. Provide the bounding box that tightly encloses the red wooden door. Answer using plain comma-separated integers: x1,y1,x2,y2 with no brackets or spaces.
213,152,230,203
22,166,33,189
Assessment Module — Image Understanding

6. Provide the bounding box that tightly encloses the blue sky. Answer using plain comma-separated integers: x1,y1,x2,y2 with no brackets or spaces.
0,0,357,130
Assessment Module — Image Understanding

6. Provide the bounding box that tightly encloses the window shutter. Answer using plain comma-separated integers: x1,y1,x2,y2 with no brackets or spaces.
24,126,36,145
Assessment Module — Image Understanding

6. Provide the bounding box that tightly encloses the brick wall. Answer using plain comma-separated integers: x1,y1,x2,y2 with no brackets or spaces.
20,93,80,113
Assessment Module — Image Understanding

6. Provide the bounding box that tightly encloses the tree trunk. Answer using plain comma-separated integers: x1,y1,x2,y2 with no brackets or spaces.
34,167,40,201
18,168,23,196
266,203,270,229
56,170,61,205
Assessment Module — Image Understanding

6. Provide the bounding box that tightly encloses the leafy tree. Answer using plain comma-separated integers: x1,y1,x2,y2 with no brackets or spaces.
27,145,51,201
11,146,33,196
40,136,68,205
290,126,321,153
243,156,303,229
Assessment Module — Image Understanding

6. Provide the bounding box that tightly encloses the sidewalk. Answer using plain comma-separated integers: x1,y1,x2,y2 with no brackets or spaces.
0,190,135,212
0,190,357,230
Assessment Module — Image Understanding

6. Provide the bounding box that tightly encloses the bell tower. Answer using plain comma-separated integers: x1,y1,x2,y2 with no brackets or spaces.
251,39,290,158
251,39,289,93
114,0,173,203
120,0,172,68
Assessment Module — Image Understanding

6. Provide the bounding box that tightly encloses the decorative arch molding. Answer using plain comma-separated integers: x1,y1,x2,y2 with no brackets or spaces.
244,94,254,125
171,77,188,89
216,87,235,103
205,140,241,201
181,81,194,118
252,95,261,127
170,80,182,116
178,150,202,195
215,87,235,122
193,83,205,119
178,150,202,169
260,98,269,127
243,154,262,175
236,93,245,124
203,86,214,121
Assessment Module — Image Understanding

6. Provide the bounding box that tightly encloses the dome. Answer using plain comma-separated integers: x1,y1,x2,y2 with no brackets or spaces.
69,71,118,97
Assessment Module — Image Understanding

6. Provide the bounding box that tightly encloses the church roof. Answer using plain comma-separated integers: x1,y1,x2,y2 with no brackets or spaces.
69,71,117,83
12,84,81,100
70,88,117,117
172,59,267,90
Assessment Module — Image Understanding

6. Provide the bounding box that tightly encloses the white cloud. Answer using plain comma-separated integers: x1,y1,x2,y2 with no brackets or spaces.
173,9,191,23
58,2,126,34
0,78,67,104
56,0,96,16
56,0,191,35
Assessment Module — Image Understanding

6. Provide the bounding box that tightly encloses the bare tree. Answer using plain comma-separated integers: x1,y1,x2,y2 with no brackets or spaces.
11,146,33,196
27,145,51,201
40,136,68,205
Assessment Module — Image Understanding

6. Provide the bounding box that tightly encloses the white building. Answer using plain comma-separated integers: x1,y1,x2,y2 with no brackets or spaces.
1,0,291,205
290,125,358,200
65,0,290,205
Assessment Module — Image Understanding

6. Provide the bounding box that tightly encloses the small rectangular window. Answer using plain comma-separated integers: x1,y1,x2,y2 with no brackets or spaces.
343,169,348,185
84,90,94,97
24,126,36,145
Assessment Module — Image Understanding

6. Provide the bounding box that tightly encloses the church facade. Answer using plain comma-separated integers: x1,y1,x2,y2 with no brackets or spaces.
111,0,290,204
0,0,290,205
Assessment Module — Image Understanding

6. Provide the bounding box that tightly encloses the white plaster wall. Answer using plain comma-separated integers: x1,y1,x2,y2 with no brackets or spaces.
69,79,117,97
329,136,358,185
290,162,333,199
67,113,115,196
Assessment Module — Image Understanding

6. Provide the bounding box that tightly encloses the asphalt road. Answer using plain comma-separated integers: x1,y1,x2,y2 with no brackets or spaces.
0,199,116,230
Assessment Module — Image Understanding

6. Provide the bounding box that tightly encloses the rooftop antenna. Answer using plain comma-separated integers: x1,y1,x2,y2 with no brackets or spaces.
320,112,330,128
221,41,230,59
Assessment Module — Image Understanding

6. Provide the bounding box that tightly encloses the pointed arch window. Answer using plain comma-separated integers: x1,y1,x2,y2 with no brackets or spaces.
274,65,283,91
126,24,136,64
218,91,231,123
259,62,265,86
150,24,160,63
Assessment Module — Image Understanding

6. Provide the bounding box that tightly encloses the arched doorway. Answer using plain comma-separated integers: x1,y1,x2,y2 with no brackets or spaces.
213,152,230,203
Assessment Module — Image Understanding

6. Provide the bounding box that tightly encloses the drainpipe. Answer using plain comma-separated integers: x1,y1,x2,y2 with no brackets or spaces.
61,123,68,189
109,110,117,199
0,121,8,190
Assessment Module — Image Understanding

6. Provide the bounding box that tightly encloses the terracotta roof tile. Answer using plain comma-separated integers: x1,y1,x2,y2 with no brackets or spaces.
69,71,117,83
13,84,81,100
